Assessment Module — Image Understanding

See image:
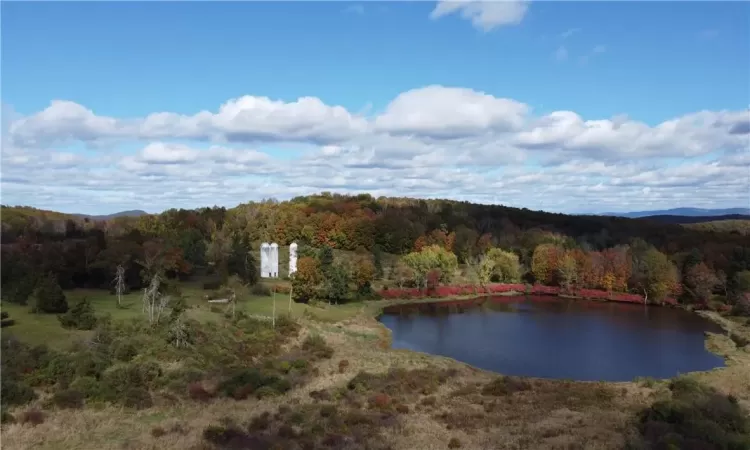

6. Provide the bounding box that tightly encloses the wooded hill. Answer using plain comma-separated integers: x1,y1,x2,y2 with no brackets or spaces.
2,193,749,309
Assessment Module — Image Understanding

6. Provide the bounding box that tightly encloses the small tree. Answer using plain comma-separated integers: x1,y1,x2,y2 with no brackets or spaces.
225,275,249,319
32,274,68,314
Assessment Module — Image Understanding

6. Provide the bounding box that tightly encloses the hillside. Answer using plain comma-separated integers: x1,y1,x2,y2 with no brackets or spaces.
685,219,750,236
71,210,149,221
603,207,750,218
640,214,750,225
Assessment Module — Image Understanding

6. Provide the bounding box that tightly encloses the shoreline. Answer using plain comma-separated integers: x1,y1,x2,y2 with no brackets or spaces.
376,283,680,307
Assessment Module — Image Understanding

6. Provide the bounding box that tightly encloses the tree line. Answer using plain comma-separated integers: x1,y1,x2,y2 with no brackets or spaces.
2,193,749,312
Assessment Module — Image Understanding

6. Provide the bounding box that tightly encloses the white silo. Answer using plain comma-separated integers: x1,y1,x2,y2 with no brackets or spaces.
270,243,279,278
260,242,271,278
289,242,298,276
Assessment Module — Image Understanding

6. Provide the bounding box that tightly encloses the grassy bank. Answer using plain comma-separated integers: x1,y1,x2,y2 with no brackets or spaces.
2,283,749,450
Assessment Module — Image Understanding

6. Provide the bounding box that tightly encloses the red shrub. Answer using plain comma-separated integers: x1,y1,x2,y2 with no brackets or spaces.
369,393,391,409
187,382,214,402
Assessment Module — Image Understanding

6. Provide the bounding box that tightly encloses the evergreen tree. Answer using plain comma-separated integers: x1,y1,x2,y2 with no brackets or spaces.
324,263,350,305
32,274,68,314
58,298,97,330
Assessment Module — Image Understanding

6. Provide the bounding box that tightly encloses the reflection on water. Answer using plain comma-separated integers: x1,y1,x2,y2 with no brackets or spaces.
380,296,725,382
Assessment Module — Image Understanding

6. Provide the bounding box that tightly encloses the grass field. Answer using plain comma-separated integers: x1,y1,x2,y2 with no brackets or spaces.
0,278,369,349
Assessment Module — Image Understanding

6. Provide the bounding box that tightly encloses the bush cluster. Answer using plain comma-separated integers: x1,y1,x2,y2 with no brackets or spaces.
632,377,750,449
58,298,98,330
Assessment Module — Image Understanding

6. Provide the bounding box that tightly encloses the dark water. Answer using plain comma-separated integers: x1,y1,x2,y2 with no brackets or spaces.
379,296,726,382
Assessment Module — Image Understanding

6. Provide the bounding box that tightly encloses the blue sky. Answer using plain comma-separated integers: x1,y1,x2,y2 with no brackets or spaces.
2,1,749,215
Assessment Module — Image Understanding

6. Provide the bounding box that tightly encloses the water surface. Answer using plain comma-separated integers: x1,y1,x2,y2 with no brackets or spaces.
379,296,725,381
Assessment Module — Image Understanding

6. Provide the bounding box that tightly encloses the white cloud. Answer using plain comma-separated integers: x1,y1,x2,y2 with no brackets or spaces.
2,85,749,214
374,85,529,138
430,0,530,32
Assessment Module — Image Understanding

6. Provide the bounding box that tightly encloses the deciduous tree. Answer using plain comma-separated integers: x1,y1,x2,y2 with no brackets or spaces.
684,262,719,303
292,256,322,303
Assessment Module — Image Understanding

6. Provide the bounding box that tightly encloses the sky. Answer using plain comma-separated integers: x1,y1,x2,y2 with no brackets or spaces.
1,1,749,215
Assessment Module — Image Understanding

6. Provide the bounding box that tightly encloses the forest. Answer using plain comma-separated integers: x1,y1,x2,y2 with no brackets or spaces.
2,192,750,314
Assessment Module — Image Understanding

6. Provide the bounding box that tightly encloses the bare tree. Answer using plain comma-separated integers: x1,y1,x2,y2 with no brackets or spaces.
289,282,294,314
141,274,170,325
114,264,126,308
272,286,276,328
225,275,248,320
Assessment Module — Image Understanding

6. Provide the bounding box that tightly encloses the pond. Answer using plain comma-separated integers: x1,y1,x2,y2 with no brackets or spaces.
379,296,726,382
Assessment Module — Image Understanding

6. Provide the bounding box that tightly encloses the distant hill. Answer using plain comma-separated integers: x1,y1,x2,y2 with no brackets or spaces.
638,214,750,225
602,207,750,219
72,210,149,221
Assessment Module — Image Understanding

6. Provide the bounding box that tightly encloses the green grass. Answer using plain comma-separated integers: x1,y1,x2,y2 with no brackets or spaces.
1,279,367,349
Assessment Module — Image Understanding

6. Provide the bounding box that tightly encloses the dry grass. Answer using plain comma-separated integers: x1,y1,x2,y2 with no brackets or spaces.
3,310,749,450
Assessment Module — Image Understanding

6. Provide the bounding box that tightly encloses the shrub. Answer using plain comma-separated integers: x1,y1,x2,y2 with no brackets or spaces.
482,376,531,396
421,396,437,407
1,409,15,424
448,437,462,448
58,297,97,330
73,350,111,379
33,353,76,386
1,378,36,406
122,387,153,409
302,334,334,359
368,393,391,409
31,274,68,314
338,359,350,373
251,284,271,296
291,359,308,370
100,361,162,405
112,340,139,362
188,382,214,402
634,377,750,449
217,368,284,400
254,386,277,399
18,409,45,426
0,311,15,328
70,376,101,398
51,389,85,409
